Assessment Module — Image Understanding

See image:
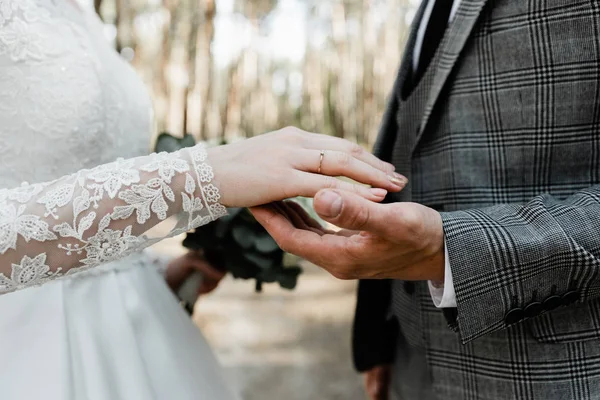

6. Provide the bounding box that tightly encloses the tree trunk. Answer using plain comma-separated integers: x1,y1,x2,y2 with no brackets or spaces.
223,57,243,142
361,0,376,146
198,0,216,140
114,0,135,53
219,61,239,143
157,0,181,134
94,0,102,17
329,0,347,138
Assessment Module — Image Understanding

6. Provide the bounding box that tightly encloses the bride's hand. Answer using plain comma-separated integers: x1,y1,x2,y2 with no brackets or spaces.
207,127,407,208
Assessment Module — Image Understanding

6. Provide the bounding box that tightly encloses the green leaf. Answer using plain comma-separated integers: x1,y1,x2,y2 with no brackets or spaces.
243,252,276,269
231,224,256,249
203,249,227,272
277,267,302,290
254,235,280,253
284,266,303,276
239,209,259,224
225,253,257,279
183,225,218,250
257,268,279,283
154,133,196,153
227,208,245,219
214,208,243,238
179,133,196,148
181,235,204,251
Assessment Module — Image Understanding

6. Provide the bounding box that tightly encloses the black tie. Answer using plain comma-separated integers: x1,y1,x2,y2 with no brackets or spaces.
413,0,455,86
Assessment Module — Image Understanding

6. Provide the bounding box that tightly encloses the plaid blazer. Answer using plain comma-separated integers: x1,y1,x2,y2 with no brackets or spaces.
353,1,600,399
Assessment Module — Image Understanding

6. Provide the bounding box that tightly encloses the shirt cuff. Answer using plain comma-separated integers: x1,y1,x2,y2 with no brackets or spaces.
428,239,457,308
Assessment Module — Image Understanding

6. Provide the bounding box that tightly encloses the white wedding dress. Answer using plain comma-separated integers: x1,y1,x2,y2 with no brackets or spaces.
0,1,239,399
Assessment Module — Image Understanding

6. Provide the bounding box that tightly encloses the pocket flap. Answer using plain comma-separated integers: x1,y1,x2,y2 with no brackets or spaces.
527,299,600,343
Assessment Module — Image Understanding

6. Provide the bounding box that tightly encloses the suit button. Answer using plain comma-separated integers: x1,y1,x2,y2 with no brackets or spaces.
504,308,524,325
404,281,415,295
543,295,563,311
524,302,543,318
562,291,579,305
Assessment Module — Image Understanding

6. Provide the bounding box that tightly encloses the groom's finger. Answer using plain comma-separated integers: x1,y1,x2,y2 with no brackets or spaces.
250,205,347,264
283,201,332,233
313,189,396,238
277,201,324,235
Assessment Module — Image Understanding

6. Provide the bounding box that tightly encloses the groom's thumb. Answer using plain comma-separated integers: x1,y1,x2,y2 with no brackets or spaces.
314,189,390,235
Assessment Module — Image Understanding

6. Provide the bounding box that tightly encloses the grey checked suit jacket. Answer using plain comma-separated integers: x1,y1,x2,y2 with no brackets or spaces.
353,1,600,399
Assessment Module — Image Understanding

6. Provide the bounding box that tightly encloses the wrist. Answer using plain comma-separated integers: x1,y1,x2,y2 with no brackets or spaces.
205,145,230,207
428,242,446,282
424,210,445,282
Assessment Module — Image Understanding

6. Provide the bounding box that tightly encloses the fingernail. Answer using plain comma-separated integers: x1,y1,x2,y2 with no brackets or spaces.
389,173,408,187
316,190,343,218
370,188,387,198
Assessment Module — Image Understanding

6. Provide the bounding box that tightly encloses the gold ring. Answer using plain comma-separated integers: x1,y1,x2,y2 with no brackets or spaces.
318,150,325,174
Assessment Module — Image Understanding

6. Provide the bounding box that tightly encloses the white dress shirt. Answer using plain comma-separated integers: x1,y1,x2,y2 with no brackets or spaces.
411,0,462,308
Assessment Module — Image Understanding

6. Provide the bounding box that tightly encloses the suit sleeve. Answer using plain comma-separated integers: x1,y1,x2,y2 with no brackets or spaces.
441,184,600,343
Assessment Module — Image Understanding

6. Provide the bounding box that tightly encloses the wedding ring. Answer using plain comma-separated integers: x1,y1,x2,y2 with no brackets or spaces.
318,150,325,174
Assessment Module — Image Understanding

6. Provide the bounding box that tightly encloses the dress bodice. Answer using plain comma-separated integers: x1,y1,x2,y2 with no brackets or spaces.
0,0,152,187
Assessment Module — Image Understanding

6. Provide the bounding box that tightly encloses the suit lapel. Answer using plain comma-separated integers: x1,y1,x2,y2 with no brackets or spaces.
412,0,489,153
373,0,430,161
395,0,430,103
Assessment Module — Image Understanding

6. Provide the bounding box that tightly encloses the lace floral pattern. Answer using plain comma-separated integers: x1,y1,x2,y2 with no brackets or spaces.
0,254,60,292
0,145,226,294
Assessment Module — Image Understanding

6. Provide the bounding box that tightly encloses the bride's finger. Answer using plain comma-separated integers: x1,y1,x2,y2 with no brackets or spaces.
297,149,406,192
302,134,396,174
292,172,388,202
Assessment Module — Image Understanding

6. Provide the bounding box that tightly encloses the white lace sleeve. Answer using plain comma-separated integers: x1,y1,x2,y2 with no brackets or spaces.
0,145,226,294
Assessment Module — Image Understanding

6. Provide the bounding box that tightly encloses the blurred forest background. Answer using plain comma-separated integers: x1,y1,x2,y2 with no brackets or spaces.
88,0,418,148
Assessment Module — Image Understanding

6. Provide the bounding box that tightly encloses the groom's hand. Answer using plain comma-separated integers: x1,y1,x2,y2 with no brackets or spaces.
250,189,445,281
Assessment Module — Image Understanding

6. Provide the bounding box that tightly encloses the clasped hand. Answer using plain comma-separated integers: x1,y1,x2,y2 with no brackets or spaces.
168,127,412,297
251,189,446,282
